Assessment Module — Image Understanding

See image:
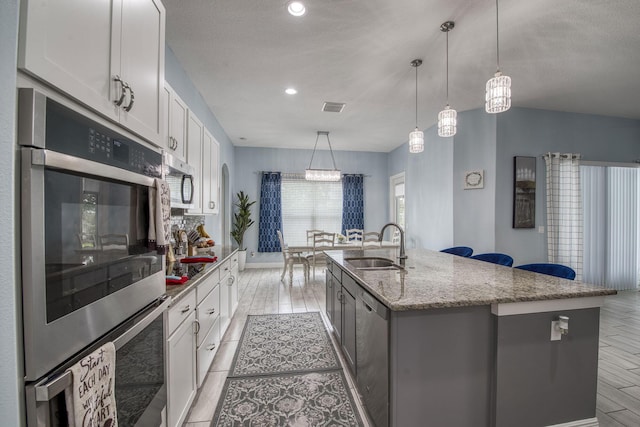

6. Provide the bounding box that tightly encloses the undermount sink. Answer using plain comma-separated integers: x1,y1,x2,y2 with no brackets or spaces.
345,257,404,271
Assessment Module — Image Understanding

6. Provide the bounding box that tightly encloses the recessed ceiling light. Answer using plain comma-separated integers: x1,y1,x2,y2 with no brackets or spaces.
286,1,306,17
285,88,297,95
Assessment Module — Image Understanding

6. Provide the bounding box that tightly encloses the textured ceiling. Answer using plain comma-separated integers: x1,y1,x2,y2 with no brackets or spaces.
164,0,640,152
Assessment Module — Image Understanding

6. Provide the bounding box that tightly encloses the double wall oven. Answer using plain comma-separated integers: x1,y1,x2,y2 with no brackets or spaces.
19,88,168,426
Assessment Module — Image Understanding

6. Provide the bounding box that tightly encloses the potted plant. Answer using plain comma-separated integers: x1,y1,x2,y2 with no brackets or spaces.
231,191,255,271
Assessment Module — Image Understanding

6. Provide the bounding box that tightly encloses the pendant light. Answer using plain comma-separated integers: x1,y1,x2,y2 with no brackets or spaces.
485,0,511,113
305,131,341,181
438,21,457,137
409,59,424,153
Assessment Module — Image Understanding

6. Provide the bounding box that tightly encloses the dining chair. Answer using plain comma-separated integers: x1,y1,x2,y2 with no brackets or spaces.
470,252,514,267
440,246,473,257
277,230,309,284
306,232,335,279
306,229,324,245
362,231,381,248
346,229,363,243
515,263,576,280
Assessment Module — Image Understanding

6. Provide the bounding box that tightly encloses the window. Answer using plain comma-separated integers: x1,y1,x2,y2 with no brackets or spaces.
281,176,342,246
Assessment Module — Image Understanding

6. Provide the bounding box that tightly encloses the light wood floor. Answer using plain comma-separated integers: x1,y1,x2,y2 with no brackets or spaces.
182,266,640,427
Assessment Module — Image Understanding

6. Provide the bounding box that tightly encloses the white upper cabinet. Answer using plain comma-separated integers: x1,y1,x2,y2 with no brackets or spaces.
163,84,188,161
18,0,165,145
202,129,220,214
186,112,204,212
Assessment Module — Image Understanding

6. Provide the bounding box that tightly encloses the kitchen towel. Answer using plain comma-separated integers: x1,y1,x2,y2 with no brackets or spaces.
166,275,189,285
148,178,171,255
65,342,118,427
179,255,218,263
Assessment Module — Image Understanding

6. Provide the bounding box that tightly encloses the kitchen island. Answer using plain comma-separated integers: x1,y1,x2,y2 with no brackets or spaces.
325,248,616,427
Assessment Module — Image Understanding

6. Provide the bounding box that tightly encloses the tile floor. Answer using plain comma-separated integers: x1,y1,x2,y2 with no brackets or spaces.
182,266,640,427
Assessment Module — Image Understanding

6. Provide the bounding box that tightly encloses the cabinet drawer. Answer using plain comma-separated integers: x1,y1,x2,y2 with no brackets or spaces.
196,316,220,387
219,259,231,278
168,290,196,335
331,265,342,283
197,270,219,305
230,252,239,267
196,284,220,347
342,272,358,297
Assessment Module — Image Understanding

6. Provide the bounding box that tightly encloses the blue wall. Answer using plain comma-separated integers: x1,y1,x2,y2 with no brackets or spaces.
494,108,640,265
389,107,640,266
234,146,388,265
165,46,235,246
400,124,454,250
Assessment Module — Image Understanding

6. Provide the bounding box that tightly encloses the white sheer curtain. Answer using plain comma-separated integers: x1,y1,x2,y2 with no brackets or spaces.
544,153,583,280
581,165,639,290
281,175,342,246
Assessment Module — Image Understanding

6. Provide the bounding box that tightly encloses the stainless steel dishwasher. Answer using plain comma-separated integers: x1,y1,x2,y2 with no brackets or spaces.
356,288,389,427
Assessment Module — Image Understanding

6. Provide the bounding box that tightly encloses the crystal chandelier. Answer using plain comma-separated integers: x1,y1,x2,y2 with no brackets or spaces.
409,59,424,153
438,21,457,137
485,0,511,114
305,131,341,181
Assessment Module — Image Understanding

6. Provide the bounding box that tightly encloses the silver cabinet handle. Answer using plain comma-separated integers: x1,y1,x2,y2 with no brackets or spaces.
228,275,235,286
207,308,216,315
209,201,215,209
181,305,190,313
124,84,135,112
206,343,216,351
113,75,126,106
193,319,200,335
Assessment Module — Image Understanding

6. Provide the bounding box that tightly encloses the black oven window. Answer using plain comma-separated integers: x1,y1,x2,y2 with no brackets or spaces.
115,315,165,426
44,169,162,323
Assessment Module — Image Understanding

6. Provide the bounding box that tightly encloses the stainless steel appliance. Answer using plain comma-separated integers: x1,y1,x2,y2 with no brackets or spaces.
163,152,195,209
18,88,165,385
356,288,389,427
25,296,171,426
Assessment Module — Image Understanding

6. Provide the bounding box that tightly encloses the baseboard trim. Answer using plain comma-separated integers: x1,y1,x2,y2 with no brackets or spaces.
546,417,599,427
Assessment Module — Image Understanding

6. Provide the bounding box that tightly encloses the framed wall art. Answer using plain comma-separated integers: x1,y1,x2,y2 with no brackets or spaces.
513,156,536,228
464,170,484,189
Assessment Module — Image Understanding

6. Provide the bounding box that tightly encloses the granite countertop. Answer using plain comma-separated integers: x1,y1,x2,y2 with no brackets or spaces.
326,248,617,311
164,246,237,303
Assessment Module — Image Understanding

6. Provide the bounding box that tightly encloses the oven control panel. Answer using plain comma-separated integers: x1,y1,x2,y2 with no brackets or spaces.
45,98,162,178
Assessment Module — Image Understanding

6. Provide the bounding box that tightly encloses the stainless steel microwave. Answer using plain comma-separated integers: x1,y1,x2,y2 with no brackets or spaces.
163,152,195,209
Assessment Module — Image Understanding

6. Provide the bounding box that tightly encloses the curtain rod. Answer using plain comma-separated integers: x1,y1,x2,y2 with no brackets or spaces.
540,153,580,159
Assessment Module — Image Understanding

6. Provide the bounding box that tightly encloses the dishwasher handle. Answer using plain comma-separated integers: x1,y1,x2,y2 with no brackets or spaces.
359,290,389,320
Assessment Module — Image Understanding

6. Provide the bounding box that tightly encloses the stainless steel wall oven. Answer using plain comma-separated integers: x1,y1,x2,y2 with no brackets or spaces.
19,88,168,426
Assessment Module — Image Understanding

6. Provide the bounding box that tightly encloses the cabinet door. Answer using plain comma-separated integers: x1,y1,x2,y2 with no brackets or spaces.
230,262,239,314
186,112,204,212
169,89,188,161
342,288,357,373
219,273,231,336
18,0,120,122
333,284,343,342
167,310,197,427
201,129,220,214
118,0,165,144
325,270,333,323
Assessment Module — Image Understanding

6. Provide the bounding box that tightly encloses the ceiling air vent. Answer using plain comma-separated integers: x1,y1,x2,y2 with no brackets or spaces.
322,102,346,113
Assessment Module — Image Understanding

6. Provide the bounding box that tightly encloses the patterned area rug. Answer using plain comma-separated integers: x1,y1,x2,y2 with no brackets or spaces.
212,371,363,427
228,312,340,377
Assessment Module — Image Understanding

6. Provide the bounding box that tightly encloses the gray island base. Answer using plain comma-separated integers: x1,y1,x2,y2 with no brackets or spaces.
325,249,615,427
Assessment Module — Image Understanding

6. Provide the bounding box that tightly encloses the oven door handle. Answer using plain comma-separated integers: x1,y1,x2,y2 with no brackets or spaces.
33,296,170,403
29,148,156,187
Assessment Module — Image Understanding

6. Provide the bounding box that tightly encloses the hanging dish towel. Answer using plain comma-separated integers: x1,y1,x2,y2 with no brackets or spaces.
149,178,171,255
65,342,118,427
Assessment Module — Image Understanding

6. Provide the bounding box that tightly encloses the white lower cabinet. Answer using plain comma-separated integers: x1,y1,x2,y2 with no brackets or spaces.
166,252,240,426
167,305,196,427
